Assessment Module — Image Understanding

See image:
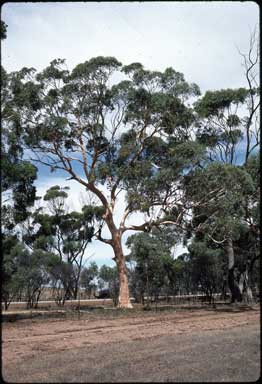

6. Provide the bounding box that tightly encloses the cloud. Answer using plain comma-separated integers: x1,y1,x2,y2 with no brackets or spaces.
2,2,259,92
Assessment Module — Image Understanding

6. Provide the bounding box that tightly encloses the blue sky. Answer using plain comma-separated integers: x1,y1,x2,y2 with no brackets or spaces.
1,1,259,266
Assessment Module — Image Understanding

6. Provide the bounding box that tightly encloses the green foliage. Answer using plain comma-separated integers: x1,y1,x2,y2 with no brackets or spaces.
82,205,105,222
2,159,37,223
2,53,258,307
31,205,95,258
188,240,225,296
22,185,99,300
243,153,260,233
126,229,177,302
4,57,200,192
98,265,119,305
171,254,192,294
43,185,69,201
2,235,57,308
80,261,98,295
194,87,255,164
1,20,7,40
1,64,38,225
168,140,206,169
195,88,249,117
185,162,254,241
227,114,241,128
71,56,122,79
99,264,118,282
244,152,260,188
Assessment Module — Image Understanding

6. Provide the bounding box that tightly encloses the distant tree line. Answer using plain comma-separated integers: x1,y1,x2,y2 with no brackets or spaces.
2,221,260,310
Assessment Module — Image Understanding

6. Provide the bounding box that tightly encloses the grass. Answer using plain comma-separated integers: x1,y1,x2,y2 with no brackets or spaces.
2,300,257,323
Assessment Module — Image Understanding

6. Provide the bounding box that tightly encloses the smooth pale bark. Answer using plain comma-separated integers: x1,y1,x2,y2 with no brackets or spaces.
239,260,254,303
239,269,253,303
248,255,259,302
89,185,133,308
225,237,242,303
112,232,133,308
225,237,255,304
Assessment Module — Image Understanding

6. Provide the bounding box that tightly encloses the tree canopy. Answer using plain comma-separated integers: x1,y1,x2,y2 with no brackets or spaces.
1,29,259,307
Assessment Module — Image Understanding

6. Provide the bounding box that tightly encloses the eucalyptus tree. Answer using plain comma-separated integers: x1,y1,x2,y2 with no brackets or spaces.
1,24,37,225
5,56,202,307
24,186,96,300
2,235,58,309
187,31,260,303
126,228,177,306
1,22,40,308
184,162,256,302
187,239,225,302
80,261,99,298
195,30,259,165
2,234,22,309
172,254,192,296
98,265,119,306
240,153,260,300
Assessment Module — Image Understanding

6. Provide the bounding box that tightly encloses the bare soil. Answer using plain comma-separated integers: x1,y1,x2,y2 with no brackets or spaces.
2,304,260,382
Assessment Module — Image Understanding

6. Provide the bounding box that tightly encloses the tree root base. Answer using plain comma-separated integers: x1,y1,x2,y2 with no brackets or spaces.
117,303,133,309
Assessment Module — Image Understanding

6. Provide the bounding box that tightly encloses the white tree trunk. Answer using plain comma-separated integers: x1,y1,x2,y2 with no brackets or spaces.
112,232,133,309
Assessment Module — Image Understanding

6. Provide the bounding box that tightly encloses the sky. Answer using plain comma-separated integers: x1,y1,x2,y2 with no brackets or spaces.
1,1,259,267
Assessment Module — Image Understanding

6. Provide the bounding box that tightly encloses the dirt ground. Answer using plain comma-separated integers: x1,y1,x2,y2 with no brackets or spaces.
2,304,261,382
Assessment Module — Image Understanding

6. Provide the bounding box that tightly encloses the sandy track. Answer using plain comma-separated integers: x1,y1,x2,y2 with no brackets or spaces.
2,306,259,366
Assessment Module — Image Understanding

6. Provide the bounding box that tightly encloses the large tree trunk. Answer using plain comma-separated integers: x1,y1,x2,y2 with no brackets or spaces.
239,263,253,304
225,237,242,303
248,254,259,302
225,238,255,304
112,232,133,308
